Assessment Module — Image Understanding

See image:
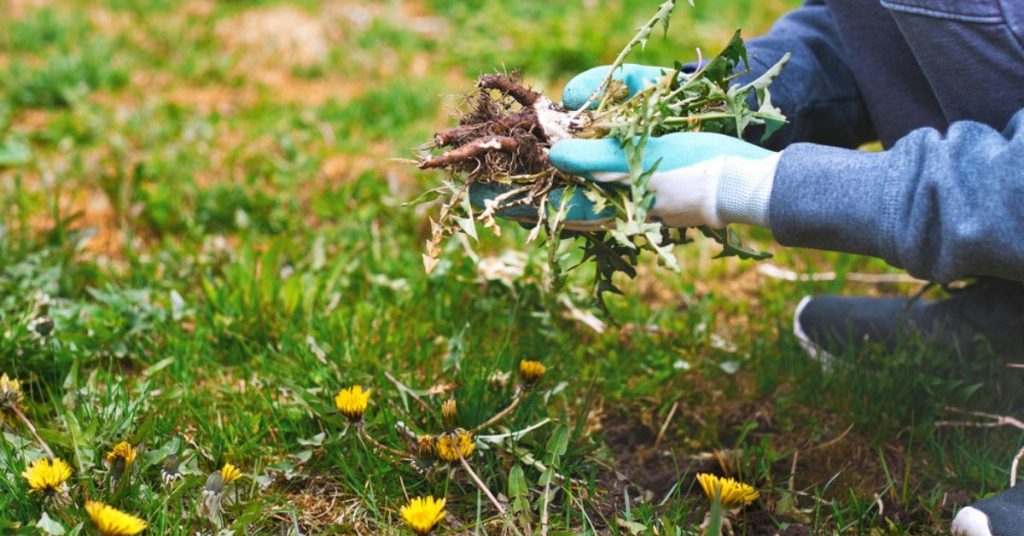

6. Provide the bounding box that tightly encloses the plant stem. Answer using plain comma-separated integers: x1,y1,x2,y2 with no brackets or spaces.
12,405,55,458
471,390,522,433
459,455,525,536
358,427,408,459
573,0,678,115
540,478,552,536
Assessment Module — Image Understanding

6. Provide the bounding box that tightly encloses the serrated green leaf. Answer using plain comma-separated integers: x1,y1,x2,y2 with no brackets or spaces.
702,30,748,85
700,226,772,260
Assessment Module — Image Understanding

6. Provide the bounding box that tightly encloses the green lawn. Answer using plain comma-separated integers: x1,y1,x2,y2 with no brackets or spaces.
1,0,1022,534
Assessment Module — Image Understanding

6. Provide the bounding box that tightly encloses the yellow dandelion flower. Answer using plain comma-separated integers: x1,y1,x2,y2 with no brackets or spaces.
106,441,138,468
441,399,458,429
334,385,371,421
435,429,475,462
220,463,242,484
22,457,72,493
400,496,446,535
696,473,759,507
518,360,546,385
85,501,147,536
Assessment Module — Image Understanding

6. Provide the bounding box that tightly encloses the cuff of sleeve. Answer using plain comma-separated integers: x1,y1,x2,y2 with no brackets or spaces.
768,143,898,261
716,152,781,227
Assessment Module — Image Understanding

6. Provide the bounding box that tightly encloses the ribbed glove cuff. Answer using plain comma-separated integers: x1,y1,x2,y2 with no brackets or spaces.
715,152,781,227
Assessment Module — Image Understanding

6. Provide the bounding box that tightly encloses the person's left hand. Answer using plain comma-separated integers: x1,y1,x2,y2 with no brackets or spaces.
548,132,779,229
468,181,615,232
470,131,779,231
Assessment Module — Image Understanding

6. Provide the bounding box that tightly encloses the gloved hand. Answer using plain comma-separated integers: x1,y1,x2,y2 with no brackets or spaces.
470,64,781,230
562,63,674,110
469,64,673,229
550,132,780,229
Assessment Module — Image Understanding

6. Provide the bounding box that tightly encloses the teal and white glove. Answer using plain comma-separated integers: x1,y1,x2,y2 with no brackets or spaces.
470,64,781,230
562,63,672,110
550,132,779,229
558,64,780,229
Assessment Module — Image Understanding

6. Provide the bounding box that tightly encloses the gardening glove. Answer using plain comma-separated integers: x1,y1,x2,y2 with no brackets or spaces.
470,64,779,231
549,133,780,229
468,64,674,229
562,64,674,110
469,181,616,232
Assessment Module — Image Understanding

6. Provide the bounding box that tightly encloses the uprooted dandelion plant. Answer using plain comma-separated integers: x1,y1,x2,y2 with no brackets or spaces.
414,1,789,309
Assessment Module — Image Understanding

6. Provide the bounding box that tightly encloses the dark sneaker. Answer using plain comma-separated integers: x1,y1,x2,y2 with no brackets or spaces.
952,484,1024,536
794,278,1024,361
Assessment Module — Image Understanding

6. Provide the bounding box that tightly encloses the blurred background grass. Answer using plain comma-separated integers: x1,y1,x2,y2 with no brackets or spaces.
1,0,1021,533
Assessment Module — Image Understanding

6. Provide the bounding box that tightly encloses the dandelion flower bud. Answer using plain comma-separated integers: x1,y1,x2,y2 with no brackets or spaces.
220,462,242,485
105,441,138,478
518,360,546,386
161,455,182,486
417,434,435,457
441,399,458,429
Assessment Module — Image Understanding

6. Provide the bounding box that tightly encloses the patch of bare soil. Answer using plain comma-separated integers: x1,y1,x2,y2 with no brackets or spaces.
12,109,52,132
602,415,719,499
6,0,53,20
597,372,943,533
277,476,350,532
598,412,811,534
250,71,365,107
324,0,451,38
743,509,811,536
217,6,334,71
164,84,259,115
21,184,125,258
88,6,134,35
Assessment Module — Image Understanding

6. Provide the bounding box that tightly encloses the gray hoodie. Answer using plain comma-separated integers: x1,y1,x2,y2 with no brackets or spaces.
738,0,1024,283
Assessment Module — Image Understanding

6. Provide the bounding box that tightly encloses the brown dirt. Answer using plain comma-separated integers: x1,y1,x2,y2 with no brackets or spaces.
602,414,720,499
12,109,53,132
325,0,451,38
116,69,364,112
20,184,125,258
743,509,811,536
279,476,350,532
216,6,334,71
5,0,53,20
597,412,813,534
87,6,134,35
598,373,938,533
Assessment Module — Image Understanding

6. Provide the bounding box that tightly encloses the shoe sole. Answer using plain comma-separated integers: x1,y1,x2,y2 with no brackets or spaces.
793,295,838,368
951,506,993,536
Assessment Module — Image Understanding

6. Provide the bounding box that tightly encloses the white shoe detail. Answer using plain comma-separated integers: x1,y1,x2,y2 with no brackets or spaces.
793,296,837,368
951,506,993,536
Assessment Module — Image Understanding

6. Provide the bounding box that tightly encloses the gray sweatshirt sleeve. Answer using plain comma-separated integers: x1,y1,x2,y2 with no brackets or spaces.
770,109,1024,283
737,0,876,150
